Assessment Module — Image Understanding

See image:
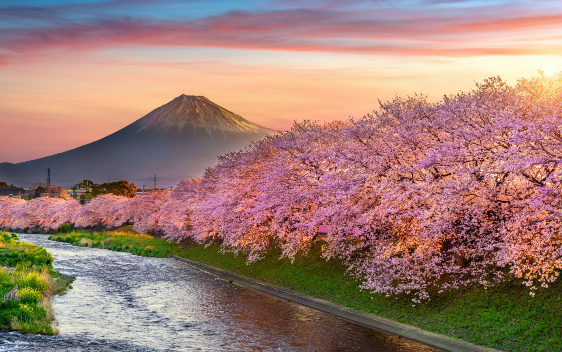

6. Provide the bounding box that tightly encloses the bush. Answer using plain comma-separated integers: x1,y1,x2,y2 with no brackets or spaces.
0,231,17,243
0,250,25,266
18,242,35,248
0,231,11,241
24,246,54,265
0,269,10,284
21,272,50,292
18,287,42,304
0,300,31,326
92,180,137,198
55,223,75,233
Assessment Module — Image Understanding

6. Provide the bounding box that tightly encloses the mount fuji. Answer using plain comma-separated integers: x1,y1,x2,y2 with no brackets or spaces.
0,95,276,188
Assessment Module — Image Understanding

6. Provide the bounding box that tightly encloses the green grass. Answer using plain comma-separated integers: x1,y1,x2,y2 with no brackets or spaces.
50,228,562,351
0,231,73,335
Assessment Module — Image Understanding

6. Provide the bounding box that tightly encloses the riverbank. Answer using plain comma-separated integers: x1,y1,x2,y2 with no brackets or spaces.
50,229,562,351
0,231,73,335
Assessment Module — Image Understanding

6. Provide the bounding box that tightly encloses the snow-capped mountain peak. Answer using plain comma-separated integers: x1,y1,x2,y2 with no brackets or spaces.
134,95,265,134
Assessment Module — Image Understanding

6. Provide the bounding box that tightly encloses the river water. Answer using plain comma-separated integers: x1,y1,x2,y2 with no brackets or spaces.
0,234,437,351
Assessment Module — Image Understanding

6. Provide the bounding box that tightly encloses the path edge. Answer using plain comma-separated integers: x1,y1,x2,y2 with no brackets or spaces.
170,255,501,352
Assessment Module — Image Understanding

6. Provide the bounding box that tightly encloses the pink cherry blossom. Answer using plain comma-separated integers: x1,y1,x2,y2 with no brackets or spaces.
2,72,562,299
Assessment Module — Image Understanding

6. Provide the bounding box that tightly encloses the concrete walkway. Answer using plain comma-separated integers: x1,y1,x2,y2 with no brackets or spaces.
170,255,502,352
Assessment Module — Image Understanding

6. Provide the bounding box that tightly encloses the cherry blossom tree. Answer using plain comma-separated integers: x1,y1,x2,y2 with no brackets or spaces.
129,190,170,234
75,194,131,228
1,197,80,230
3,71,562,300
0,197,27,229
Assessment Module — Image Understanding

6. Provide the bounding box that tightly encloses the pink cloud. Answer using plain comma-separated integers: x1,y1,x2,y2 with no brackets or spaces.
1,7,562,65
449,14,562,33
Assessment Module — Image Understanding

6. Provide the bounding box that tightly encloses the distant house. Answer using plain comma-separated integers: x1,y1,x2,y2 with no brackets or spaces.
70,181,98,204
0,187,25,198
71,182,96,195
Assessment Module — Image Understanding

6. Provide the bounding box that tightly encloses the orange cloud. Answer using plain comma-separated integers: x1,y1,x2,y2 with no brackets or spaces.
1,7,562,66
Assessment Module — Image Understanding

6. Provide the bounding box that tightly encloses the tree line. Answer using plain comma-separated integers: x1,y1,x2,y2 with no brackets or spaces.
2,72,562,300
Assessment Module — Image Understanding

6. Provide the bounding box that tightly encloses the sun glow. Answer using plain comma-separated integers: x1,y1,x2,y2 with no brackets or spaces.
545,68,557,77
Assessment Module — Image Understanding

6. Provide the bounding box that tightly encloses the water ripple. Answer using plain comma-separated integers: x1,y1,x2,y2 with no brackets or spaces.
0,234,436,352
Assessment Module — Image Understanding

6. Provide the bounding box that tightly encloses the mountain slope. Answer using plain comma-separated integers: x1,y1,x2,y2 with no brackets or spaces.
0,95,276,188
136,95,263,135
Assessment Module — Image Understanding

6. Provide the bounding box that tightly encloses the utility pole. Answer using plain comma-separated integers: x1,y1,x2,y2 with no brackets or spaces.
154,175,157,189
47,168,51,188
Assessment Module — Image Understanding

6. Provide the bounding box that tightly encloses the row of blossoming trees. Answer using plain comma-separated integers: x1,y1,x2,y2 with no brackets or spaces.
1,73,562,300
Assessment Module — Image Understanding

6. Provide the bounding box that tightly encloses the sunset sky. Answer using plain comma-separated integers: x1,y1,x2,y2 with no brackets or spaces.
1,0,562,163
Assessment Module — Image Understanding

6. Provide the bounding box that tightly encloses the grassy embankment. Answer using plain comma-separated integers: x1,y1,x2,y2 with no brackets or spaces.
50,227,561,352
0,231,73,335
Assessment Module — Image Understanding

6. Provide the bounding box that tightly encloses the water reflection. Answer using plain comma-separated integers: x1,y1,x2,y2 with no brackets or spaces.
0,234,437,352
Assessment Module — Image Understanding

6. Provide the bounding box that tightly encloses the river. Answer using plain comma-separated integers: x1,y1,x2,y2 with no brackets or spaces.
0,234,438,351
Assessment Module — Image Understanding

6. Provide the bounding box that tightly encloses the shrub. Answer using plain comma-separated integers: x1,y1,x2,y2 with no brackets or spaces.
0,250,25,266
24,246,54,265
55,223,75,233
0,231,17,245
18,287,42,304
21,272,50,292
0,268,10,284
0,300,31,326
79,238,93,247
